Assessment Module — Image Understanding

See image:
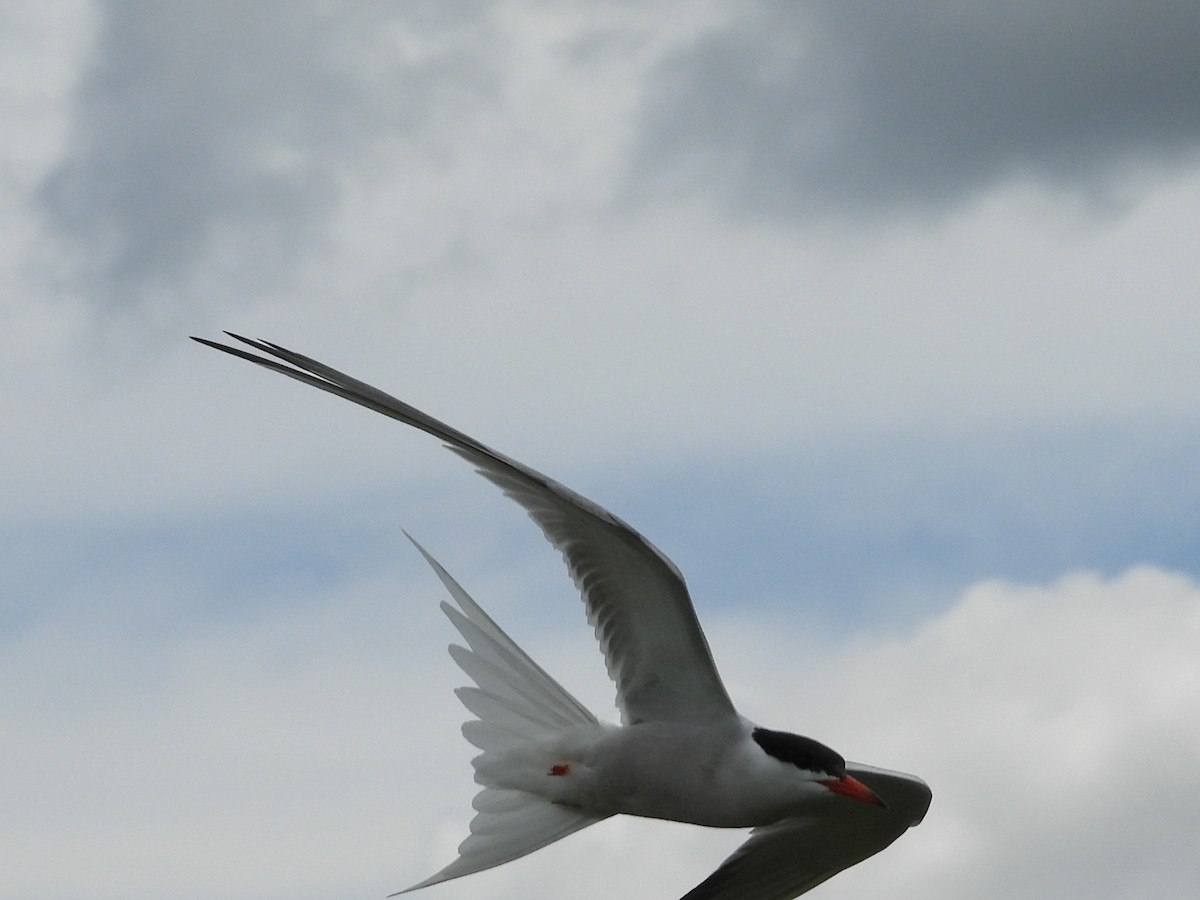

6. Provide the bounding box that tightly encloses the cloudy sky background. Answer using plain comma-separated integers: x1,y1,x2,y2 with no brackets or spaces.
5,2,1200,898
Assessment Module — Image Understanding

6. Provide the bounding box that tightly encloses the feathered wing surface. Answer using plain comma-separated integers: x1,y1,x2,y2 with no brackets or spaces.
200,335,932,899
192,334,736,726
678,766,932,900
394,537,610,895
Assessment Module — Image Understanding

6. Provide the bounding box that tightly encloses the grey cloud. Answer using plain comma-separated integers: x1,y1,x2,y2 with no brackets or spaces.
40,0,496,313
633,0,1200,219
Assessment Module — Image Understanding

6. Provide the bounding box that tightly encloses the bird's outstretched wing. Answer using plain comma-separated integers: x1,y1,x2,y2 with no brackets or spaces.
193,334,736,725
678,765,932,900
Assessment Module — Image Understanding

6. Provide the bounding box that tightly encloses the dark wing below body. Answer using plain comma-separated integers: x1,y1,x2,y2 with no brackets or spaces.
680,765,932,900
193,334,736,725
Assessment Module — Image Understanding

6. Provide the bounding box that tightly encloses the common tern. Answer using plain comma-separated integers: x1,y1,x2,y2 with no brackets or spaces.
195,334,931,900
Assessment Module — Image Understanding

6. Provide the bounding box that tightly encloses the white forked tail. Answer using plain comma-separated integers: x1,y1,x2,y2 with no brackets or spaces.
395,537,609,895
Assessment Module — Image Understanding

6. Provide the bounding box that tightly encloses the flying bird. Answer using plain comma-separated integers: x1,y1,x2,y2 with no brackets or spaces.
195,333,931,900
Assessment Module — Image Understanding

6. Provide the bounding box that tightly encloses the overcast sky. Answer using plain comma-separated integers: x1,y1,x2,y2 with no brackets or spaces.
5,3,1200,899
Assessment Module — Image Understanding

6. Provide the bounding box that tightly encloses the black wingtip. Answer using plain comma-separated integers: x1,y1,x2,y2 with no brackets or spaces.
190,335,226,351
193,332,287,360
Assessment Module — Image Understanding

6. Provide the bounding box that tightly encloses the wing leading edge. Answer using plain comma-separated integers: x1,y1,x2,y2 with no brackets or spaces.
193,334,736,725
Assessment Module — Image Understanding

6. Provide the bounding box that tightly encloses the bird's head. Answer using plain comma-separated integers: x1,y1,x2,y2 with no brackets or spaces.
751,727,886,807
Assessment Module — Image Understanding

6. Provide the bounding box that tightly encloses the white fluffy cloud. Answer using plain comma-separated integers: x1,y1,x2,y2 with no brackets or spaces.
810,566,1200,899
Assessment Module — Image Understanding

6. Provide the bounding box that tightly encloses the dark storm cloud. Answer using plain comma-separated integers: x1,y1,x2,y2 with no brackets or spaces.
634,0,1200,219
40,0,495,311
